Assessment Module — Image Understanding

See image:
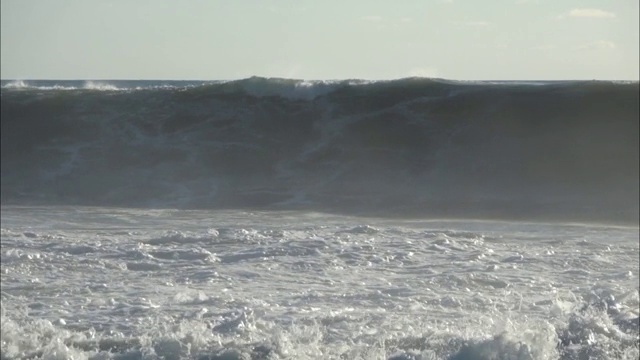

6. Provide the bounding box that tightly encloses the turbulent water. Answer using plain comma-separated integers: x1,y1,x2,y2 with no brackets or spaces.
1,78,638,359
1,207,639,360
1,78,638,223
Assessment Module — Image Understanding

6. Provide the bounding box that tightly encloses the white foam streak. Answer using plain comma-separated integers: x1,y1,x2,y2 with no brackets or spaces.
2,80,126,91
2,80,28,88
82,81,120,91
1,80,78,90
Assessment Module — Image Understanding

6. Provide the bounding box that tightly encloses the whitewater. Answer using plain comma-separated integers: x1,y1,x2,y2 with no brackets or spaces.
1,78,638,359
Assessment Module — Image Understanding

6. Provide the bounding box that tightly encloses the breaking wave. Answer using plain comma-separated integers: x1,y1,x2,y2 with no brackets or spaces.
1,77,638,223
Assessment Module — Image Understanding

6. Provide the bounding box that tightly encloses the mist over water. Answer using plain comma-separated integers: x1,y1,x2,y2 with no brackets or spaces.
1,77,638,224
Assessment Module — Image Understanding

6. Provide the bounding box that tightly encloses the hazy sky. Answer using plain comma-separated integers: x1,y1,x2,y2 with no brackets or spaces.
1,0,638,80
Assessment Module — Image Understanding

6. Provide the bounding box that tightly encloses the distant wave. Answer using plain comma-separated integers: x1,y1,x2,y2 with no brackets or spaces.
1,79,203,92
1,77,638,223
3,77,634,98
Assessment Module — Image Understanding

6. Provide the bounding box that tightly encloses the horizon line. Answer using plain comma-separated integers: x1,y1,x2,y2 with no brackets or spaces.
2,76,639,82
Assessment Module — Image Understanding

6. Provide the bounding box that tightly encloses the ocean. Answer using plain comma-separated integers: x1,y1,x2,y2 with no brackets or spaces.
1,78,638,359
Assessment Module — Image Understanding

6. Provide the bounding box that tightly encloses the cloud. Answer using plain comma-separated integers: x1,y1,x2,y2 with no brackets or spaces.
575,40,617,50
452,21,491,28
568,8,616,18
532,44,556,51
361,15,382,22
464,21,490,27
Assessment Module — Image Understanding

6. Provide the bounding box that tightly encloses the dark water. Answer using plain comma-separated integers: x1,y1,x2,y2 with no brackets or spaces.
1,78,638,223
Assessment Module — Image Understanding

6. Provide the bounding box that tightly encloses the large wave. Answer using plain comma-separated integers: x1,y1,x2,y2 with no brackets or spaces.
1,78,638,223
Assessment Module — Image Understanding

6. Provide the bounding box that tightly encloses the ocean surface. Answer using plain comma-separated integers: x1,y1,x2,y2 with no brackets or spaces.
1,78,638,359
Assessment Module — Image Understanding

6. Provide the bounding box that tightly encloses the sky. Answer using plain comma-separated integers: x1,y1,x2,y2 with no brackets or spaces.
1,0,638,80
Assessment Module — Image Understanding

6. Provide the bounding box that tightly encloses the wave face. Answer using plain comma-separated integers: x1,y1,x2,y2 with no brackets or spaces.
1,78,638,223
